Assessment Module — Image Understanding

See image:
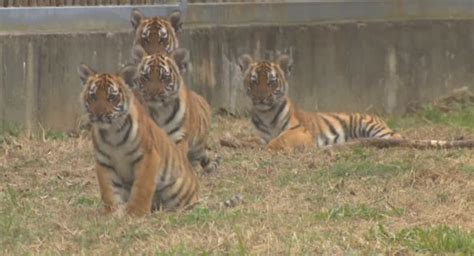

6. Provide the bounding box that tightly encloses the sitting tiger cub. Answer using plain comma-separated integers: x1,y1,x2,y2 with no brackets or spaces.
130,45,219,174
78,63,198,216
238,54,402,151
130,8,182,54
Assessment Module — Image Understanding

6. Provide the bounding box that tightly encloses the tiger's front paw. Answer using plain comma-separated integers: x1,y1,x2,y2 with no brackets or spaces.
266,140,284,151
125,204,150,217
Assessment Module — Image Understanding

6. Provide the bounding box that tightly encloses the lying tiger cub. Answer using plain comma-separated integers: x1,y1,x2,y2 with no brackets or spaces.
238,54,402,151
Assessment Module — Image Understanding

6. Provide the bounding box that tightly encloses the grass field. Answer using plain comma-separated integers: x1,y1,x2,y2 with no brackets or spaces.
1,95,474,255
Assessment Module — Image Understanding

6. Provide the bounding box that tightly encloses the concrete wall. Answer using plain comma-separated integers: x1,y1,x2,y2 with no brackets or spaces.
1,9,474,133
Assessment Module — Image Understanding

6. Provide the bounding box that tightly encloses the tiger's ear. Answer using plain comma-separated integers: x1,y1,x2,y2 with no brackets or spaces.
169,10,182,33
130,8,144,30
170,48,190,73
119,64,137,88
238,54,253,73
131,44,148,64
276,54,293,78
78,63,96,85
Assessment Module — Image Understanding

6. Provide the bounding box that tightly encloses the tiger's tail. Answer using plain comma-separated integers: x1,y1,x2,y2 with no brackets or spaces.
354,138,474,149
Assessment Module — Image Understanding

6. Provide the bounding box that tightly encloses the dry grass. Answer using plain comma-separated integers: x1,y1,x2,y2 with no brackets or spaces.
1,103,474,255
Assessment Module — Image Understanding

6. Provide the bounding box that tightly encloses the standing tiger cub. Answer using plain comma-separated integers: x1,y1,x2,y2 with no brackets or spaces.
130,8,182,55
238,54,402,151
130,45,219,174
78,63,198,216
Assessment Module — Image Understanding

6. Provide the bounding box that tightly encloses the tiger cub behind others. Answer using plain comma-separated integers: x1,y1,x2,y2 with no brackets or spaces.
130,45,218,174
238,54,402,151
130,8,182,55
78,63,199,216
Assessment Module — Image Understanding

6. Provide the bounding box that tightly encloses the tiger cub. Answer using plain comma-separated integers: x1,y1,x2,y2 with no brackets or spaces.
78,63,198,216
238,54,402,151
130,45,218,174
130,8,182,55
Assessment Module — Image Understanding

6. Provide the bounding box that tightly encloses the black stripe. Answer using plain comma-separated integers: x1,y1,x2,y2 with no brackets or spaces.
126,137,142,156
112,181,123,188
363,116,375,137
323,136,330,146
377,131,394,138
366,122,379,137
357,114,364,138
92,136,111,160
164,99,181,125
181,186,195,207
116,114,131,133
178,182,195,207
251,114,266,127
251,115,270,135
280,113,291,132
349,114,354,138
157,179,177,193
99,129,112,146
168,124,182,136
270,100,287,126
165,181,186,203
371,125,387,137
177,181,192,207
97,160,115,172
320,116,339,144
130,154,144,168
329,114,348,143
168,117,185,136
116,115,133,146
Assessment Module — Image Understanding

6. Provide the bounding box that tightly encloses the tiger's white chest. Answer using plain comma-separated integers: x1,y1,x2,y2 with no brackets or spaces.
93,120,142,183
148,99,186,142
253,103,290,143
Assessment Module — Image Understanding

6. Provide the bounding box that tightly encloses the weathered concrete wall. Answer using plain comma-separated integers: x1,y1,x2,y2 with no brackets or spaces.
1,20,474,133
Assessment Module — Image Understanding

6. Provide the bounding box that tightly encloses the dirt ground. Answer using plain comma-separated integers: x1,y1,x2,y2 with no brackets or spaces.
1,100,473,254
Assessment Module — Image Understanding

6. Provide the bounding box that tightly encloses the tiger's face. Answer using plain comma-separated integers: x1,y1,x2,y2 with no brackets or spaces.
239,54,293,111
78,64,135,126
132,46,189,107
130,8,182,54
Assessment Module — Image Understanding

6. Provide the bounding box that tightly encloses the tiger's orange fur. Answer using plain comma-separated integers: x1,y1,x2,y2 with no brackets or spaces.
130,8,182,55
238,54,402,151
130,45,218,174
78,63,198,217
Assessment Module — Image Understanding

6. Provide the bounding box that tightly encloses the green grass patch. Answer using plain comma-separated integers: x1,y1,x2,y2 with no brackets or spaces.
45,131,68,140
393,225,473,253
0,123,23,138
168,207,249,227
315,204,404,221
327,160,410,178
461,164,474,176
75,196,99,207
390,105,474,130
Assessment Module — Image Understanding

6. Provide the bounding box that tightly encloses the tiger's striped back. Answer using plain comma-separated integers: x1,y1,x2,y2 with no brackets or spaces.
238,54,401,150
78,63,198,216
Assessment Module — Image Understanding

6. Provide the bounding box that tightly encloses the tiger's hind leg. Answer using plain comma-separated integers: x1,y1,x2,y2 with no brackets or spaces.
357,114,402,139
266,126,313,151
